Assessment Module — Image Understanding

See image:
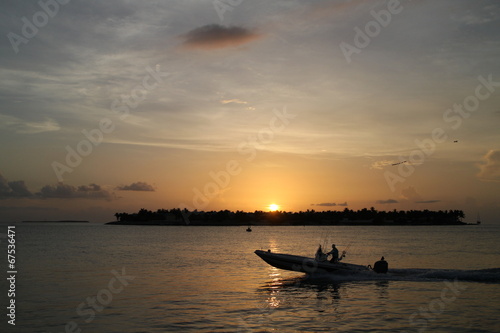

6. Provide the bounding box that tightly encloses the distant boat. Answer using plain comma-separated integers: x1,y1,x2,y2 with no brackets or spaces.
254,250,388,274
246,226,252,232
477,213,481,224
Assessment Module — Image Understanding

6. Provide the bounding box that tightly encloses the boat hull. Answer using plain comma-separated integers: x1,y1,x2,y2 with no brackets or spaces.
254,250,369,274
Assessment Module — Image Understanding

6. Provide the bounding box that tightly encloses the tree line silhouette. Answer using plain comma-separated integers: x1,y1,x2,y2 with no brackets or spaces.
110,207,467,226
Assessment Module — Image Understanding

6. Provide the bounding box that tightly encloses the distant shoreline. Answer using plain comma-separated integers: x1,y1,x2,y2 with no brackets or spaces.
108,208,477,226
106,220,473,226
22,220,89,223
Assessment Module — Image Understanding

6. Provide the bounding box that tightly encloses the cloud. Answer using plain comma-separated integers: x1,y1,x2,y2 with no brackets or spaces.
477,150,500,182
312,202,348,207
312,202,336,207
375,199,399,204
0,205,56,211
37,183,114,200
308,0,372,20
0,174,33,199
221,99,247,105
0,173,117,201
0,114,60,134
400,186,422,202
415,200,441,204
370,160,394,170
115,182,155,191
20,119,61,134
181,24,262,49
400,187,440,204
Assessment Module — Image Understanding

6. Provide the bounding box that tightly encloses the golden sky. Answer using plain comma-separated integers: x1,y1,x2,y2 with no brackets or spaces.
0,0,499,222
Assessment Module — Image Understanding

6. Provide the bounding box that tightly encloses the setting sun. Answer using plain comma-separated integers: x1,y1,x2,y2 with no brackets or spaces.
268,204,280,212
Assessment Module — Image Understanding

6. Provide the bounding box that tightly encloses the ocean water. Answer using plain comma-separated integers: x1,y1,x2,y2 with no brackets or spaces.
1,223,499,332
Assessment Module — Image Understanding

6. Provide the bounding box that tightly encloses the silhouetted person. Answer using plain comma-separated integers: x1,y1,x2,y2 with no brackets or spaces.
315,245,327,262
327,244,341,263
373,256,388,274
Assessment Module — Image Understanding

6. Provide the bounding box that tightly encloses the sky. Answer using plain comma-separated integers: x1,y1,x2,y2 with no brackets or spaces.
0,0,499,223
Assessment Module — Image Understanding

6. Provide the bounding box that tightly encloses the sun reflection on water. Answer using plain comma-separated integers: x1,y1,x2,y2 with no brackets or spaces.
267,295,281,308
267,238,280,253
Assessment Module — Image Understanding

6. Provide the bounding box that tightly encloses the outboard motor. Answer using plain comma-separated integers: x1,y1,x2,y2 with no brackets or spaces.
373,256,388,274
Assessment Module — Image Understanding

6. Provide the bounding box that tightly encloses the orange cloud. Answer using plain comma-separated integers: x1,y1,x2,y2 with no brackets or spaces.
181,24,263,50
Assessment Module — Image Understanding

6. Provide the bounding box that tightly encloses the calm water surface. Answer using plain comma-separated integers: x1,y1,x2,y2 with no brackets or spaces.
1,223,499,332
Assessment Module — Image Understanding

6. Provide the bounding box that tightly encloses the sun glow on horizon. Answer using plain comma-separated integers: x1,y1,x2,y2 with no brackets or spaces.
268,204,280,212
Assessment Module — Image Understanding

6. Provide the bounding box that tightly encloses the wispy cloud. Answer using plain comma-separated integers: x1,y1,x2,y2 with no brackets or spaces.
221,99,247,105
307,0,372,20
370,160,395,170
400,186,422,202
180,24,263,49
0,114,60,134
116,182,155,191
0,205,56,212
401,187,439,204
477,150,500,182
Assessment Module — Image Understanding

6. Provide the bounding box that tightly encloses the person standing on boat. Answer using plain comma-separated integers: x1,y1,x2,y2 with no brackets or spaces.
315,245,327,262
327,244,341,263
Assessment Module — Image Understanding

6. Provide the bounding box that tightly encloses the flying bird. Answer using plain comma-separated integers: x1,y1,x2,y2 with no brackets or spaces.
392,161,407,166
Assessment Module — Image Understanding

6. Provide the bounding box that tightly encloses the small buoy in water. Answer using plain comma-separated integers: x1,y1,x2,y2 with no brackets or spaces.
373,256,388,274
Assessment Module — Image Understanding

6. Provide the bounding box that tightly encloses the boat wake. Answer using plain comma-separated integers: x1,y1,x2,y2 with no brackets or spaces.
307,267,500,284
389,267,500,283
254,250,500,284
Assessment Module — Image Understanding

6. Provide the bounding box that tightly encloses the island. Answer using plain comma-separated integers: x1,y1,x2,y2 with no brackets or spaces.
106,208,474,226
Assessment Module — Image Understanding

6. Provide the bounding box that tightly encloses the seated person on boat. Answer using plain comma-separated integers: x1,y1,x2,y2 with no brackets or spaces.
327,244,344,263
